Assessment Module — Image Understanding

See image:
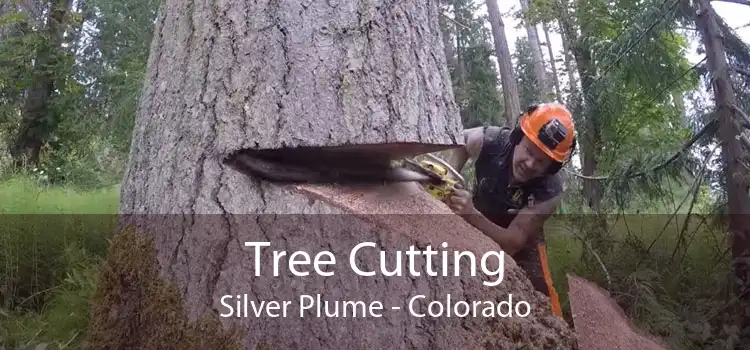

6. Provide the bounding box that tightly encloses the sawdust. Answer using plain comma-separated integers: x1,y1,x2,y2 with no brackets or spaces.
295,183,671,349
291,182,577,349
294,182,502,253
567,274,669,350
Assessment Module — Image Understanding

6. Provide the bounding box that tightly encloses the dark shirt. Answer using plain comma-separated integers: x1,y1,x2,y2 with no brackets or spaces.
471,126,563,294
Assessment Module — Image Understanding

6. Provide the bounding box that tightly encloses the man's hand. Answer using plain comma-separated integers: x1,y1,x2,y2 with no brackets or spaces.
446,185,476,215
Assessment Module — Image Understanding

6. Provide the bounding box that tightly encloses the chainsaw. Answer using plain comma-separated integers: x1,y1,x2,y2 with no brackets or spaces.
399,154,466,201
223,147,466,202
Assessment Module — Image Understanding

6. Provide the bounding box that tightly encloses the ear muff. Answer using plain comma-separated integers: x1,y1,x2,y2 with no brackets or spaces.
511,104,577,175
524,104,541,116
510,126,523,145
509,104,540,145
546,135,576,174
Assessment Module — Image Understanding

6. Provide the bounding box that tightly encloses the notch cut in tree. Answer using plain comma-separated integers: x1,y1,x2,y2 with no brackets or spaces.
88,0,577,348
118,0,471,215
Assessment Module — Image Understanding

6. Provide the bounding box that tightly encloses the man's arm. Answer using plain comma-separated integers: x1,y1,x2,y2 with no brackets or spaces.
446,127,484,174
501,176,565,253
460,195,561,255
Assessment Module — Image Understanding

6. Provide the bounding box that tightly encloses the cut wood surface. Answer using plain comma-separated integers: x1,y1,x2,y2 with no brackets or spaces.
567,274,669,350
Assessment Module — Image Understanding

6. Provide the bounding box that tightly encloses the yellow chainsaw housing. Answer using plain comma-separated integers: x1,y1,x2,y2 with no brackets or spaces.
416,159,459,202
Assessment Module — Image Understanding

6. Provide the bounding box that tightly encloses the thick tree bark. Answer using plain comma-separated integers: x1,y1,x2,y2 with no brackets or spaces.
119,0,466,215
695,0,750,345
485,0,521,125
519,0,551,101
87,0,576,348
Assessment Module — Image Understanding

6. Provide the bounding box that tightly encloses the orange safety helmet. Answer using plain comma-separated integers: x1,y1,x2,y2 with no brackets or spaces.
511,103,576,169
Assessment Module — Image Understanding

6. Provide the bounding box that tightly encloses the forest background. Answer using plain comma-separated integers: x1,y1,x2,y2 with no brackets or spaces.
1,0,749,349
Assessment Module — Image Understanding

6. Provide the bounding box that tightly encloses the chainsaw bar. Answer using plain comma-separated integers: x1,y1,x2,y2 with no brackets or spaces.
224,148,438,185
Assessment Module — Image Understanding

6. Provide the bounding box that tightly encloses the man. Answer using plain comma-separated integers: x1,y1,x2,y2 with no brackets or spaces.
444,103,577,318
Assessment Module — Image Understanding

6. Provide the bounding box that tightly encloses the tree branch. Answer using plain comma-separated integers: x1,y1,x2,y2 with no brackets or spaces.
712,0,750,6
440,12,471,30
731,66,750,78
566,119,718,180
734,105,750,127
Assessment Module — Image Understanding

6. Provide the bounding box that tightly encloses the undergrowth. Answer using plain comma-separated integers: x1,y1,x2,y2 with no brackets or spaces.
545,213,736,350
0,175,736,349
0,176,119,349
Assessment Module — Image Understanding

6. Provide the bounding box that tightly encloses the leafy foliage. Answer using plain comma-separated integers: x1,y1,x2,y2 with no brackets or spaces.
0,0,158,188
0,0,748,348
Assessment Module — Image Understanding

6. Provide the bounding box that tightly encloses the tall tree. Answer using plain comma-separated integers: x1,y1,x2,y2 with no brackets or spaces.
485,0,521,125
541,22,563,102
83,0,160,154
518,0,551,101
450,0,504,127
513,37,541,108
84,0,575,348
438,0,457,74
9,0,73,166
559,29,579,102
694,0,750,345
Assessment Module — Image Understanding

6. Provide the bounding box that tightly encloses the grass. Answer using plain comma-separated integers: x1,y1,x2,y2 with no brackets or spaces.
0,176,119,349
544,213,735,349
0,176,736,350
0,177,119,214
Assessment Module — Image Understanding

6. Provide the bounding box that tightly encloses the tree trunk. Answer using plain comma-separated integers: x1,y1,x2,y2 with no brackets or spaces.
485,0,521,125
86,1,576,349
554,0,609,263
673,92,688,126
542,23,563,103
555,2,601,213
576,52,604,214
438,1,456,73
695,0,750,345
453,0,466,86
10,0,72,167
559,25,578,101
519,0,550,101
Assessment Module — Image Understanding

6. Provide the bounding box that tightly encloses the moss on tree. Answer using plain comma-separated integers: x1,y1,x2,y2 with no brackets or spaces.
84,225,244,350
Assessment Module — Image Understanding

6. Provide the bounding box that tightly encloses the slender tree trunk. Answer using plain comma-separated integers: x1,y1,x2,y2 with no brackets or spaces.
453,0,466,86
438,1,456,73
555,1,601,212
542,23,563,102
575,50,603,214
695,0,750,346
485,0,521,125
559,24,578,101
555,0,609,264
519,0,550,101
85,0,576,348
